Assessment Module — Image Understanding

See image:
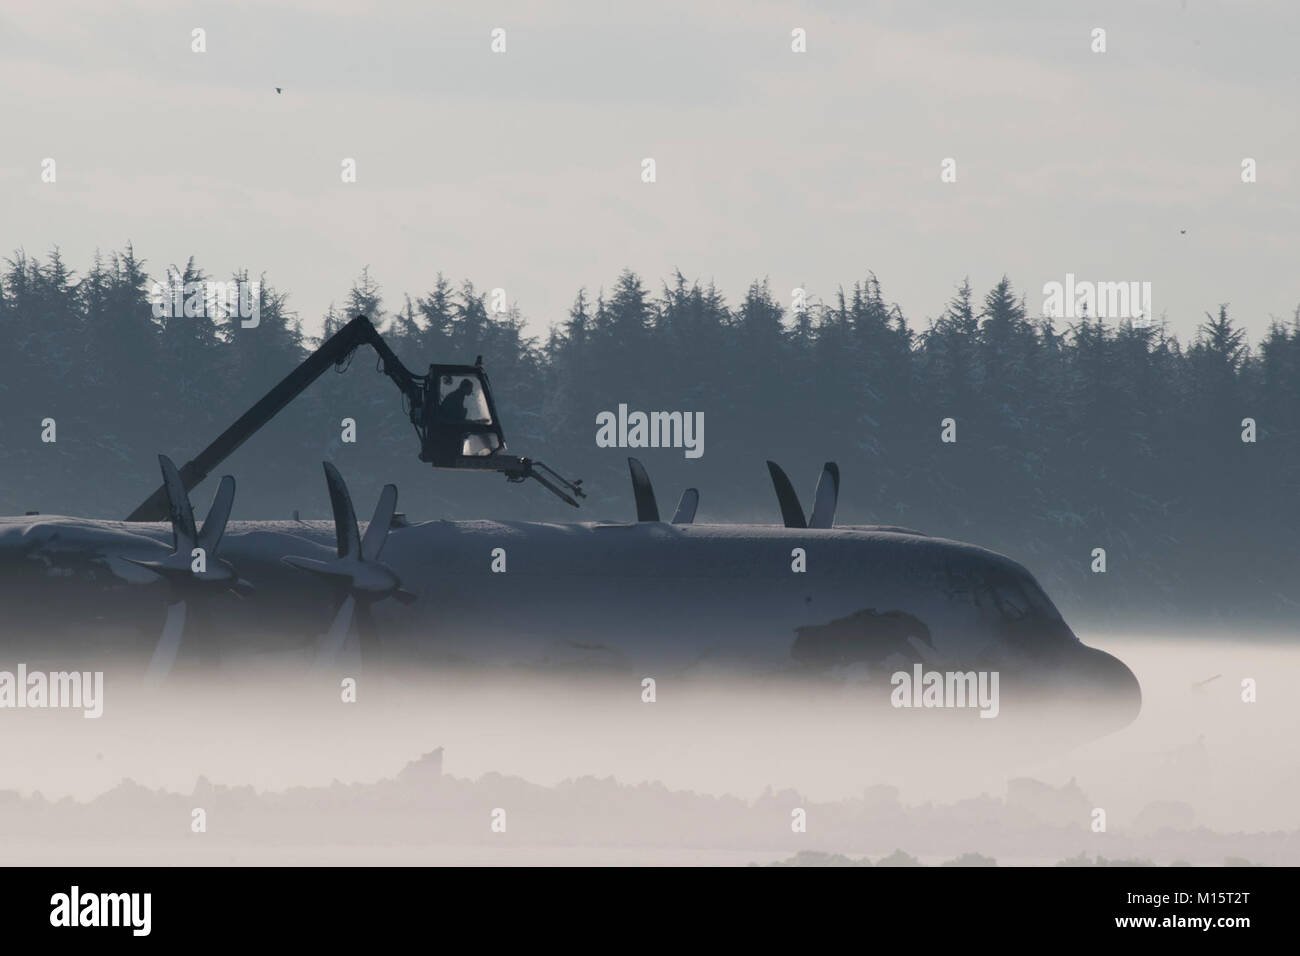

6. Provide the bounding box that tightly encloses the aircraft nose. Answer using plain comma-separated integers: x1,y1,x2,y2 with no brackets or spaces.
1070,642,1142,728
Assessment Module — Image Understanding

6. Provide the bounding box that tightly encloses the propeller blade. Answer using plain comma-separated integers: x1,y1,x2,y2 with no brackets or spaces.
197,475,236,554
322,462,361,559
314,593,357,668
121,556,172,573
106,554,165,583
158,455,197,552
361,484,398,562
627,458,660,522
146,600,187,681
281,554,354,583
393,588,419,605
809,462,840,529
356,600,381,672
122,555,192,584
766,461,807,529
671,488,699,524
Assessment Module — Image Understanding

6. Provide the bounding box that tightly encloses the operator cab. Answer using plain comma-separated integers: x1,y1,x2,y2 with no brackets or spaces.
418,361,507,466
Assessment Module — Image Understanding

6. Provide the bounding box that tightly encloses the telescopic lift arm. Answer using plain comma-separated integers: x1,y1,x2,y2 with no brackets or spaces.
126,315,585,521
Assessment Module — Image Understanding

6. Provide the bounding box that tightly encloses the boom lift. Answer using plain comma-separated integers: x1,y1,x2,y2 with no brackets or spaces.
126,315,585,521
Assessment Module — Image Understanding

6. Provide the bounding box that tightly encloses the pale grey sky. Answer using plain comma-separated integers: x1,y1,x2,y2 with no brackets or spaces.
2,0,1297,345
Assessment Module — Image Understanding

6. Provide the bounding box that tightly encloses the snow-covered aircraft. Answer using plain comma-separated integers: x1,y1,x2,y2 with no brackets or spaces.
0,452,1141,732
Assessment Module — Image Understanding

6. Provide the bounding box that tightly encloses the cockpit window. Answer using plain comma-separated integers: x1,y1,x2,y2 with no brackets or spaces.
992,581,1030,620
948,565,1066,625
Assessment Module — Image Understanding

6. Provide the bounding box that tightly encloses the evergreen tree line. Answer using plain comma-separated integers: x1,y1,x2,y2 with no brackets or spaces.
2,245,1298,630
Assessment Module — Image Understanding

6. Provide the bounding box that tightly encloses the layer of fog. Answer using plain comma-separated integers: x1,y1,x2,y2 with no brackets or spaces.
0,632,1294,860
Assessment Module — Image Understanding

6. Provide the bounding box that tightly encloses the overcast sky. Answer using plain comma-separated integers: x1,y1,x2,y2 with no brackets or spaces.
3,0,1297,346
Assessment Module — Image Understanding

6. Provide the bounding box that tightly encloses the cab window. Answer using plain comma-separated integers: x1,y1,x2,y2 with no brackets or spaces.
437,375,493,424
